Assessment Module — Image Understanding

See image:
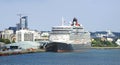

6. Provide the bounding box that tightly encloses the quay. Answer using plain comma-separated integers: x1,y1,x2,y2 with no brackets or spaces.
0,49,45,56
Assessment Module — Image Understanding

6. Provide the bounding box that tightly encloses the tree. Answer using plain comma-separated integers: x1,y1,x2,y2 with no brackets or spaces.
4,39,10,44
0,38,11,44
92,38,118,47
12,40,15,43
0,38,4,42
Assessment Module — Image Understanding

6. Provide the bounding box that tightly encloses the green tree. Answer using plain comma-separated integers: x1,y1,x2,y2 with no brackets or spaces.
92,38,118,47
4,39,11,44
12,40,15,43
0,38,4,42
0,38,11,44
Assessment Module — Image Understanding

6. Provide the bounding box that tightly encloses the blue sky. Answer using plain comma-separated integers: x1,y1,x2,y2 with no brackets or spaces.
0,0,120,32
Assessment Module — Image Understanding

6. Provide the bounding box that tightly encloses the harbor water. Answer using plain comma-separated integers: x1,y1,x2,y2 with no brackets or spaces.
0,48,120,65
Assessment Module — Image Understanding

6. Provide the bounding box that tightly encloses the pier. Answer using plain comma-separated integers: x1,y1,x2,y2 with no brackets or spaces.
0,49,45,56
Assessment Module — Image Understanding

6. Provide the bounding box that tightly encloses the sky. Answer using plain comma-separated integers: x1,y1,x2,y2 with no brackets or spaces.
0,0,120,32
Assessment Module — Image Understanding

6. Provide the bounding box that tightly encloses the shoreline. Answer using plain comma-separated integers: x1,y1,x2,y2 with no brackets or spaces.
0,49,45,56
1,47,120,56
91,47,120,49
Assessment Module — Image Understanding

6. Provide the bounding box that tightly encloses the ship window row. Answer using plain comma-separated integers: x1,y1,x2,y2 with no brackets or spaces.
73,28,83,29
52,30,70,34
70,34,90,39
52,29,72,31
71,31,88,34
52,28,72,30
52,27,71,29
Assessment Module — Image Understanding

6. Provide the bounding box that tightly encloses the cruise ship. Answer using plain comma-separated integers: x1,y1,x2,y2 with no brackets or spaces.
45,18,91,52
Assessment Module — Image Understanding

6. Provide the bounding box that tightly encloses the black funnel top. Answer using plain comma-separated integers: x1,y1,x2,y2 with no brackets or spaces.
73,17,77,22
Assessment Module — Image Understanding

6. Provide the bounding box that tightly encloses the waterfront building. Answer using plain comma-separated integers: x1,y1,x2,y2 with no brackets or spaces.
1,29,14,42
16,16,28,30
8,27,17,34
116,39,120,46
16,23,21,30
16,29,35,42
33,30,41,41
91,30,117,42
91,30,115,38
0,31,2,38
6,41,40,50
39,31,49,41
30,31,50,43
20,16,28,29
15,29,43,42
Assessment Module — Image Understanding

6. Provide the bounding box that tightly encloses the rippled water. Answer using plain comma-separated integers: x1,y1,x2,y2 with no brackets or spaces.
0,49,120,65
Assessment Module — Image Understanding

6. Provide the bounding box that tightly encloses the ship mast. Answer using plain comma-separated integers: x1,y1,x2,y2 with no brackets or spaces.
61,17,65,26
